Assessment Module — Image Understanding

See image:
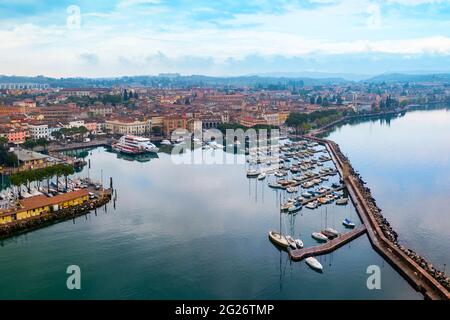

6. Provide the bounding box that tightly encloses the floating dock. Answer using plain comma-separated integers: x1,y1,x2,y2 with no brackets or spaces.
289,225,367,261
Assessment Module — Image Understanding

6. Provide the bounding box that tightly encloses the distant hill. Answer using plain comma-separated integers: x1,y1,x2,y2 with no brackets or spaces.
0,74,353,88
366,73,450,83
1,72,450,88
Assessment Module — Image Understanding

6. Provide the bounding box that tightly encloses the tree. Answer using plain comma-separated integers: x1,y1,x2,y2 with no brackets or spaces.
151,126,162,136
63,165,75,190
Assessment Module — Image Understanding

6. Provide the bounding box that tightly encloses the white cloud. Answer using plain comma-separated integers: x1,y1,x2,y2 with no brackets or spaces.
385,0,450,5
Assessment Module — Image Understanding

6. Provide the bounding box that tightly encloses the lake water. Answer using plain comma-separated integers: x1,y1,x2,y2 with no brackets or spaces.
0,119,433,299
326,107,450,272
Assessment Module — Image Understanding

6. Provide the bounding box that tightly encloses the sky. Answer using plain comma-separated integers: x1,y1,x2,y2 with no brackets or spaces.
1,0,450,77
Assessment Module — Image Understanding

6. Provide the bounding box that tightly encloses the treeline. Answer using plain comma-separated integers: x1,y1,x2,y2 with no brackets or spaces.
10,163,75,195
0,137,18,167
286,109,351,133
217,123,279,134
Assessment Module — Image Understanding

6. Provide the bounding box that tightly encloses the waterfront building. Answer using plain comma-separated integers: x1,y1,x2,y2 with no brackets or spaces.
239,116,268,128
0,189,90,225
163,116,187,136
187,119,203,134
106,118,152,136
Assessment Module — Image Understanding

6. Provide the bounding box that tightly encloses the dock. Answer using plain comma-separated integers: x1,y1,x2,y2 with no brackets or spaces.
289,225,367,261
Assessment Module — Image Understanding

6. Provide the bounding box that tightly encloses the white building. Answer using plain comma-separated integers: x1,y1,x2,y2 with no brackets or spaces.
105,119,152,135
28,124,49,139
67,120,85,128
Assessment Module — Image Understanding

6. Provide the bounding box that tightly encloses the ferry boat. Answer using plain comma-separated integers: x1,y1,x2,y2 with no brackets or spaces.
112,135,159,155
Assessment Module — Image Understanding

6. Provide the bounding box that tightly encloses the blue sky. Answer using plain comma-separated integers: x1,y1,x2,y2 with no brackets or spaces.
1,0,450,77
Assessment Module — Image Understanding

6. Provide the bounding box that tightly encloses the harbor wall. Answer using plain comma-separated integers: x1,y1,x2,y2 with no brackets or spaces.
309,136,450,300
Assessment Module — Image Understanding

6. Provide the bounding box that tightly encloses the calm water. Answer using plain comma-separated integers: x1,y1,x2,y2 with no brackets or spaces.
0,137,423,299
326,108,450,271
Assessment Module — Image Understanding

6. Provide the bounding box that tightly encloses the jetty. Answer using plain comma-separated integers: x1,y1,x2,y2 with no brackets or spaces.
289,225,367,261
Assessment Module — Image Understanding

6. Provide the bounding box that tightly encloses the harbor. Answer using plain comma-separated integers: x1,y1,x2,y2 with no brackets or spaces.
0,145,421,299
246,111,450,299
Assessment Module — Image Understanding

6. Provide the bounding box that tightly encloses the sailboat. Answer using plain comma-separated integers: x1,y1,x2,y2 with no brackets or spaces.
268,197,289,249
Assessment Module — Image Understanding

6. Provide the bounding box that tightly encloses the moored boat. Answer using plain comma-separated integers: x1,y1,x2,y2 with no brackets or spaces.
268,231,289,248
343,218,356,228
305,257,323,272
257,173,266,180
295,239,304,249
312,232,328,242
336,198,349,205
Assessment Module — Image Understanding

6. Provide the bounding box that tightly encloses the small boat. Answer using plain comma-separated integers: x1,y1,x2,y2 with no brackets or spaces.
336,198,349,205
312,232,328,242
247,169,260,178
268,231,289,248
301,191,312,198
286,187,297,193
257,173,266,180
324,227,339,237
161,139,172,146
281,201,294,211
305,201,318,209
285,235,297,250
305,257,323,272
269,182,283,189
295,239,304,249
343,218,356,228
322,228,339,239
288,203,302,213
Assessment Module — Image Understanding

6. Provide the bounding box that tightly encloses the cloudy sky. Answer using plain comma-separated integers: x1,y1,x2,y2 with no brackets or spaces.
1,0,450,77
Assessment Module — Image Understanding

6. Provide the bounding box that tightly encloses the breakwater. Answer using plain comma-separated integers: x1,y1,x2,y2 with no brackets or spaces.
308,136,450,300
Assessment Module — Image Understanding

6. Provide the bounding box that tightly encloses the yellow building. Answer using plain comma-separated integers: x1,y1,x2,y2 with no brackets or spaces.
0,189,90,224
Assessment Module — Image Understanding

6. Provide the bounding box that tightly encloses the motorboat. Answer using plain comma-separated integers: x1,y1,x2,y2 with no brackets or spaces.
336,198,349,205
281,201,294,211
295,239,304,249
246,169,260,178
343,218,356,228
285,235,298,250
305,201,318,209
257,173,266,180
268,231,289,248
161,139,172,146
324,227,339,237
288,203,302,213
286,187,297,193
305,257,323,272
312,232,328,242
301,191,312,198
268,182,283,189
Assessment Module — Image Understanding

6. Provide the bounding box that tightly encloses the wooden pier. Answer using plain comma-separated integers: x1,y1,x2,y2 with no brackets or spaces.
289,225,367,261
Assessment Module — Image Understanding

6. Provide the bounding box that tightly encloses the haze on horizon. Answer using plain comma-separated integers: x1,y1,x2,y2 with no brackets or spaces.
2,0,450,78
